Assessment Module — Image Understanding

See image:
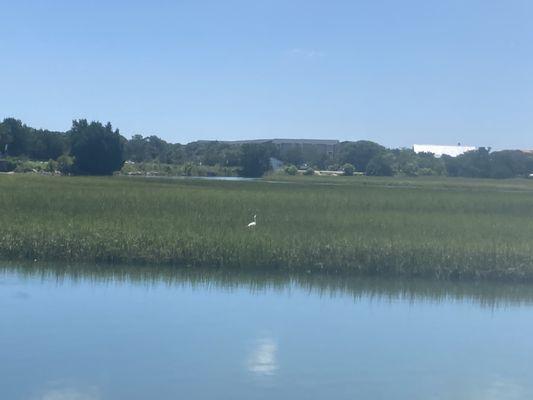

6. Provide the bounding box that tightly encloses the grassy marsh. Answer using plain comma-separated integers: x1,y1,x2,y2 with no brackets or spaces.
2,174,533,280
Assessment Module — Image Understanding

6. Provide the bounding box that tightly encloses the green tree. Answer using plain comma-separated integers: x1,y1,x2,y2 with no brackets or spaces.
0,120,14,154
284,164,298,175
125,134,149,162
220,145,241,167
57,155,74,175
46,159,59,172
444,148,491,178
183,162,194,176
366,153,395,176
69,120,125,175
166,144,186,164
239,142,274,177
1,118,32,157
281,146,304,166
30,130,68,160
489,150,533,179
337,141,385,172
343,163,355,176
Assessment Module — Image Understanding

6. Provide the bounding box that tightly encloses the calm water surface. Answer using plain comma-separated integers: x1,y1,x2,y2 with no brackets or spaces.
2,264,533,400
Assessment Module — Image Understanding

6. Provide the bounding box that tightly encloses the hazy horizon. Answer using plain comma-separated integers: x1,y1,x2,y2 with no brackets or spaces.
2,1,531,150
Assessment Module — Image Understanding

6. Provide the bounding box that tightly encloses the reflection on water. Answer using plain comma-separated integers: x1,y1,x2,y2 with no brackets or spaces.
36,382,101,400
476,377,525,400
140,175,258,182
3,262,533,308
2,262,533,400
247,337,278,376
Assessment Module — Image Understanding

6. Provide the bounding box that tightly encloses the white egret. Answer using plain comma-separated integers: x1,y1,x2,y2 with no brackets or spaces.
247,215,257,228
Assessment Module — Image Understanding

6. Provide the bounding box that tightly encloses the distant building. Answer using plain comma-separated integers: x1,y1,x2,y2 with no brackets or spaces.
413,144,477,158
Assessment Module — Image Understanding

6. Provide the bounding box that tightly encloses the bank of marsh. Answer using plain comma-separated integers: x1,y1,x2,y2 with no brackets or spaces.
2,174,533,280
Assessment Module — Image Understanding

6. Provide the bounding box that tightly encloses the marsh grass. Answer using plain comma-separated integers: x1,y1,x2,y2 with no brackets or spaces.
2,174,533,280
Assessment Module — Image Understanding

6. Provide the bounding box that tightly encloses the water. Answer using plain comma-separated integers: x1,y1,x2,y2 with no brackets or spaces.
2,264,533,400
140,175,258,182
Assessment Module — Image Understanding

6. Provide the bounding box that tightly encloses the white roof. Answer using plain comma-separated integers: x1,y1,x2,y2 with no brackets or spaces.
413,144,477,158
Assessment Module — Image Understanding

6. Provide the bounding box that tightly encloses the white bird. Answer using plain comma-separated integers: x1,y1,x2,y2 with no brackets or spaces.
247,214,257,228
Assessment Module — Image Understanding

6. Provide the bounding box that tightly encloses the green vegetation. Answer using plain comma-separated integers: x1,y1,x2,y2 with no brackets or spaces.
3,117,533,178
0,118,125,175
342,163,355,176
2,174,533,281
121,161,239,177
238,142,276,177
284,164,298,176
70,120,124,175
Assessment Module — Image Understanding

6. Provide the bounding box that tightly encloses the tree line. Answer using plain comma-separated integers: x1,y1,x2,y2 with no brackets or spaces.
1,117,533,178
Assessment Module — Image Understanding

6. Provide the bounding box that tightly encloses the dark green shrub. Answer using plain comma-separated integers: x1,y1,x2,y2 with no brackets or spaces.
46,159,58,173
343,163,355,176
57,155,74,175
0,158,17,172
366,154,394,176
284,165,298,175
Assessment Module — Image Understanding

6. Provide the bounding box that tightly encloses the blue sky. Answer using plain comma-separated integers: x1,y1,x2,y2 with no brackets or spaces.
1,0,532,149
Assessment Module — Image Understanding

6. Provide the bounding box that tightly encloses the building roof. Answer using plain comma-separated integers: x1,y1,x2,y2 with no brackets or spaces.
413,144,477,158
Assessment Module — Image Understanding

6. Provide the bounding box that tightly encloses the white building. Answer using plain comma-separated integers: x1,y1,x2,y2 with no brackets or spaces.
413,144,477,158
